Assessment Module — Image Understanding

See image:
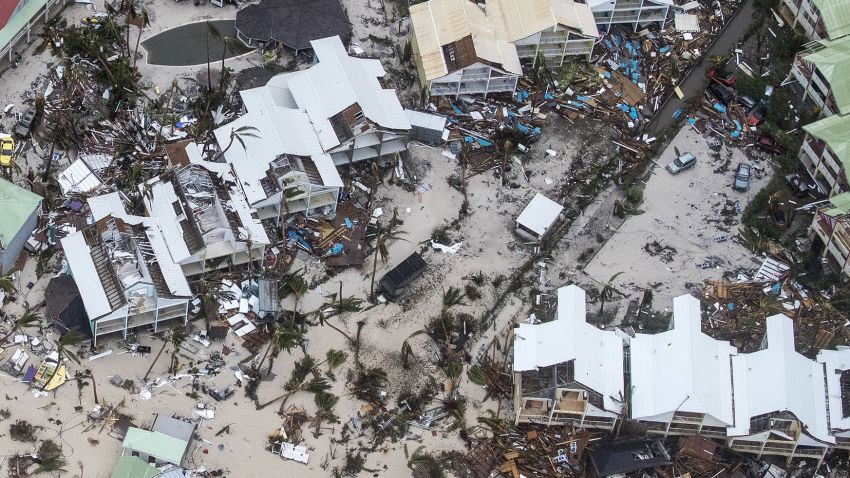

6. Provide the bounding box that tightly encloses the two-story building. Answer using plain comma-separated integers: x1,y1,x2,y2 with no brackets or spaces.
214,35,410,221
61,194,191,345
782,0,850,42
141,162,269,277
587,0,672,32
790,35,850,121
409,0,598,97
799,113,849,197
809,192,850,278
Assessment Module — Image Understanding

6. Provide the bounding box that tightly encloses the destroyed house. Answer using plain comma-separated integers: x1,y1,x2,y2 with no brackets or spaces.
214,35,410,220
512,285,624,431
791,35,850,121
728,315,834,464
61,199,191,345
782,0,850,41
629,294,737,438
799,109,850,197
142,163,270,277
234,0,351,52
587,0,672,32
410,0,598,97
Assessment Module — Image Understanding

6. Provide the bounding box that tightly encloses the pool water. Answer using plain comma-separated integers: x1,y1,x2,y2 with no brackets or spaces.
142,20,251,66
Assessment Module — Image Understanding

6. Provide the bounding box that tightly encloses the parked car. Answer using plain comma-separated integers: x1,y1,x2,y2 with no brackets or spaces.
0,134,14,167
756,135,782,155
785,173,811,198
708,83,734,105
666,152,696,174
81,12,108,28
736,95,757,110
14,108,37,138
733,163,752,191
706,67,736,86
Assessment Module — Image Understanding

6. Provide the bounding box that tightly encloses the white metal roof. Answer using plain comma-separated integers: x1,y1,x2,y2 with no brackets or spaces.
630,294,737,425
817,346,850,433
214,36,406,204
61,231,112,319
515,193,564,236
513,285,625,412
87,192,125,222
405,109,448,131
730,315,833,443
57,157,103,195
144,180,193,264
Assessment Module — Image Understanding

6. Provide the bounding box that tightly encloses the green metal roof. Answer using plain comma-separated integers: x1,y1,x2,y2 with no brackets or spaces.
805,35,850,116
122,428,188,465
803,111,850,177
0,0,47,55
824,192,850,217
813,0,850,40
111,456,160,478
0,178,41,250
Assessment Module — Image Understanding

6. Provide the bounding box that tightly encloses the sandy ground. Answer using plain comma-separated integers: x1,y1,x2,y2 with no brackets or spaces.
579,126,773,317
0,2,780,477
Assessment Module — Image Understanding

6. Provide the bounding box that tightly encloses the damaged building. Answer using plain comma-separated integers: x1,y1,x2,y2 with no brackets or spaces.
141,162,270,277
61,193,191,345
588,0,672,32
213,35,410,220
409,0,598,97
512,285,625,430
512,286,850,466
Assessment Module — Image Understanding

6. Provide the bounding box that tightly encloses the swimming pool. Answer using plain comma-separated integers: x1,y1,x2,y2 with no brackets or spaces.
142,20,251,66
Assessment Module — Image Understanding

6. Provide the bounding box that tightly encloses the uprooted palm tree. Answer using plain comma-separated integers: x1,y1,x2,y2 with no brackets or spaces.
369,209,408,297
217,125,260,159
407,446,446,478
41,327,83,391
192,275,236,331
0,309,41,344
168,328,188,375
257,319,302,377
312,390,339,437
0,272,16,297
599,272,624,316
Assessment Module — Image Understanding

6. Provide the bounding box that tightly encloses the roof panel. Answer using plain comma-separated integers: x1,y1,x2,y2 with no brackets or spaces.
515,193,563,235
0,178,41,249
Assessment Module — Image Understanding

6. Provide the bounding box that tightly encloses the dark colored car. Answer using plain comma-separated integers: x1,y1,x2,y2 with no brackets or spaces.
733,163,751,191
708,83,734,105
706,67,736,86
785,173,811,198
14,108,37,138
756,135,782,155
737,95,757,110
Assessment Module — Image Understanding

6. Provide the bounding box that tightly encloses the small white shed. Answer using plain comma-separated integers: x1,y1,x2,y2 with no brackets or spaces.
515,193,564,241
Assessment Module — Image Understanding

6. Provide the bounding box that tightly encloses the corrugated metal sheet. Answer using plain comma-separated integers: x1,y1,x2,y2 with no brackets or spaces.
61,231,112,319
515,193,563,236
57,158,103,195
674,13,699,32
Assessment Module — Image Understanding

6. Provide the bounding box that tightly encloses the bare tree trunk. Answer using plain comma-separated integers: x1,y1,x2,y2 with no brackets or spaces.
143,339,168,382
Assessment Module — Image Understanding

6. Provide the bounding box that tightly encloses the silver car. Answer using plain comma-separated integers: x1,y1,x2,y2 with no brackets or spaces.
666,153,696,174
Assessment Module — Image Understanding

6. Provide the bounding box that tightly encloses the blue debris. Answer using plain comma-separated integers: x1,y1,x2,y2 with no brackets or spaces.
713,103,727,113
464,136,474,142
603,71,612,79
604,39,614,50
329,243,344,255
687,117,696,125
629,106,638,120
673,108,683,119
451,104,462,115
344,217,353,229
617,103,630,112
544,92,554,100
477,138,493,147
730,130,740,138
659,46,670,54
576,95,591,102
